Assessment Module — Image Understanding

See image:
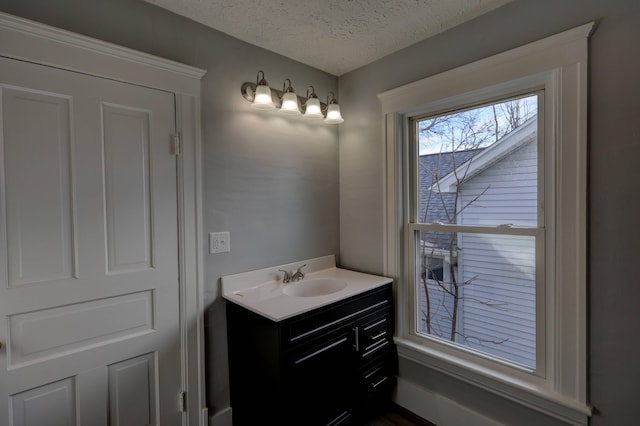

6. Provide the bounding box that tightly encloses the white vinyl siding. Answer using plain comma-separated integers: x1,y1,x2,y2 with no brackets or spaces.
459,141,537,227
457,141,537,367
457,233,536,367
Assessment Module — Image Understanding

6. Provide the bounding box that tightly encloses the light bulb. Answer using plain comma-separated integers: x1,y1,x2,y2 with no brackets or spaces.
280,92,301,114
252,83,275,110
304,97,323,119
324,103,344,124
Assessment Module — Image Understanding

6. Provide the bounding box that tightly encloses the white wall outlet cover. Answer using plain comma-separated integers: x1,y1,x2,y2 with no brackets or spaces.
210,232,230,254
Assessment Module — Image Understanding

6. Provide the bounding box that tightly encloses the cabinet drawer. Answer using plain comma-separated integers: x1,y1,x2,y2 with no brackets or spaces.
362,313,390,350
360,359,395,400
355,307,393,359
286,285,392,346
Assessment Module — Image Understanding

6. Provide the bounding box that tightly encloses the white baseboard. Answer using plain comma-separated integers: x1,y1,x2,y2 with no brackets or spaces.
209,406,232,426
394,377,501,426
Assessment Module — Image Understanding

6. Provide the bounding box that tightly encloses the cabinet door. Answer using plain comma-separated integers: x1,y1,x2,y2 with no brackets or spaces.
286,327,357,425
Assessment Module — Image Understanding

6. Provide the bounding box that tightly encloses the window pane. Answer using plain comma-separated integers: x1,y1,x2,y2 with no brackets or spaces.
417,231,536,369
417,95,538,227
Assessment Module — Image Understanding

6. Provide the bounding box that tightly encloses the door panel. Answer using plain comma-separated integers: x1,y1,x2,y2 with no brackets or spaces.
7,290,154,368
108,353,157,426
2,88,74,287
10,377,77,426
102,104,153,274
0,57,181,425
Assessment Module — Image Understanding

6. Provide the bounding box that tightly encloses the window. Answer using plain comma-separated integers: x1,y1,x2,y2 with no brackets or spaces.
379,23,592,425
412,95,541,371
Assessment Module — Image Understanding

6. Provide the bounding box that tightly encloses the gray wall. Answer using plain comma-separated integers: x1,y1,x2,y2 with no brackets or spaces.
0,0,340,416
339,0,640,424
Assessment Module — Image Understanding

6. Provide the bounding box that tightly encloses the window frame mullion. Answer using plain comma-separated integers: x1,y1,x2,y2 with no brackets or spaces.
408,222,542,237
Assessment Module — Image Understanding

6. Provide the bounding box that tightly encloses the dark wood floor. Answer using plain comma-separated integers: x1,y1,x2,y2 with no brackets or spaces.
365,404,435,426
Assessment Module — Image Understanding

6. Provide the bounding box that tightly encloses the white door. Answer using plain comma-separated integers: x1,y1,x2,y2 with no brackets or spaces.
0,56,182,425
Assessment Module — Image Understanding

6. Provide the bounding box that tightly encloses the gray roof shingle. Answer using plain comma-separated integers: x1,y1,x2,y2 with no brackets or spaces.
418,149,482,224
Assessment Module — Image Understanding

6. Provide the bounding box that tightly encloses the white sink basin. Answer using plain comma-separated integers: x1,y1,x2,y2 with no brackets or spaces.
222,256,393,320
284,278,348,298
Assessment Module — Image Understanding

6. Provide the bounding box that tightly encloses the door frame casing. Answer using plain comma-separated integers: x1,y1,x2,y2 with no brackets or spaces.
0,12,207,425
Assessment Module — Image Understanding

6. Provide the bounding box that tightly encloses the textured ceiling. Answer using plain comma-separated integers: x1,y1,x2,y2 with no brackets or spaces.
144,0,510,76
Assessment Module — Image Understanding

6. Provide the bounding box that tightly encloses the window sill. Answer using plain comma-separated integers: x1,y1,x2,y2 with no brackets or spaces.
395,337,591,426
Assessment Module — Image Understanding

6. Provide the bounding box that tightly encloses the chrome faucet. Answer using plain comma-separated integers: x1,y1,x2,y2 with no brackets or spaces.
279,269,292,283
279,264,306,284
291,264,306,282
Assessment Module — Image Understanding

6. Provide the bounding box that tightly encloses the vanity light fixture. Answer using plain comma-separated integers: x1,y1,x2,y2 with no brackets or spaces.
251,70,275,110
240,70,344,124
279,79,301,115
323,92,344,124
302,86,324,120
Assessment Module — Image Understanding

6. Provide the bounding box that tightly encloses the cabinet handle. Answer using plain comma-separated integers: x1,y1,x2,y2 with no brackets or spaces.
370,331,386,341
371,376,388,389
327,410,352,426
363,339,389,358
364,318,386,332
294,337,348,365
352,326,359,351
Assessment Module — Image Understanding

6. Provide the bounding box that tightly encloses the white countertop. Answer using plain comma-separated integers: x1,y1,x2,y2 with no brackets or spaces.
221,255,392,321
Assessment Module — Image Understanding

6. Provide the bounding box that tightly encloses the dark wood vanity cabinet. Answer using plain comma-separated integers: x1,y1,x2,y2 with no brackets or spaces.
226,283,396,426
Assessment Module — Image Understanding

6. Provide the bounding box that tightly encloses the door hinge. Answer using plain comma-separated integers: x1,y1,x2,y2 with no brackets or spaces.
172,133,182,156
179,391,187,412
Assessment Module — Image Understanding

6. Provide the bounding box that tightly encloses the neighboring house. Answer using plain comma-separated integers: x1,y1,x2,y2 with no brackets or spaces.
419,118,537,368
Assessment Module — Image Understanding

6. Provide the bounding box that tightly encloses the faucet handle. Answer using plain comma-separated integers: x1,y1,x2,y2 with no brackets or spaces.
278,269,292,283
292,264,307,281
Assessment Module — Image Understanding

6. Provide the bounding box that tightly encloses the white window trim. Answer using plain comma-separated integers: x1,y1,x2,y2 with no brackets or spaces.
379,23,593,425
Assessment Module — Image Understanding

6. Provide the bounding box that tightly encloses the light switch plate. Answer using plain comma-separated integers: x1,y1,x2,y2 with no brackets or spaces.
210,232,230,254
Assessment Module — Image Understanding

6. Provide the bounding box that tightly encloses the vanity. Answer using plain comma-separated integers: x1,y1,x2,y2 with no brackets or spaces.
222,255,396,425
